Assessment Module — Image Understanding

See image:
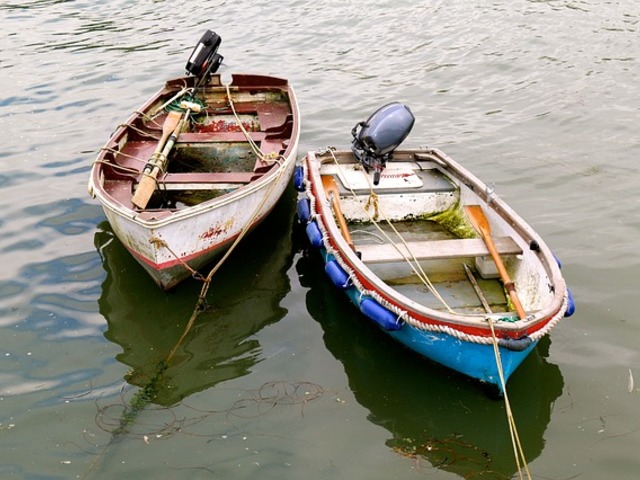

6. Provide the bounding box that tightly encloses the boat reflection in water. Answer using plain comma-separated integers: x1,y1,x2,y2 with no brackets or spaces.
95,193,295,406
297,250,564,479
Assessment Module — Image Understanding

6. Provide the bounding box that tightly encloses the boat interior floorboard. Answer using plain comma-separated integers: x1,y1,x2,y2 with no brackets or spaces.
350,219,455,245
390,278,509,314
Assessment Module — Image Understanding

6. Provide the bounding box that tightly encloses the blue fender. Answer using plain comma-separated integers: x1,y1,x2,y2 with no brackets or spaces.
360,298,402,331
293,166,305,192
553,253,562,269
305,221,324,248
498,336,533,351
296,198,311,224
325,260,351,290
552,253,575,317
565,288,576,317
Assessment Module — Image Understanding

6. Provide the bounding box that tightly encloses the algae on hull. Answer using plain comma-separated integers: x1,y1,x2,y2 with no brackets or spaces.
423,202,478,240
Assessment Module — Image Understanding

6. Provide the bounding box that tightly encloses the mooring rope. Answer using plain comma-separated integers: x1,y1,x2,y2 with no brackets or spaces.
165,83,288,363
487,317,532,480
148,236,206,282
166,158,286,363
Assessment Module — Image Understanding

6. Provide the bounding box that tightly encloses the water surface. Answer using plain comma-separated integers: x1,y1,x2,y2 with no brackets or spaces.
1,1,639,479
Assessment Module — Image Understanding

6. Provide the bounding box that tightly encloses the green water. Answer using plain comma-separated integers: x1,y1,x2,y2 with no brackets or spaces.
1,1,639,479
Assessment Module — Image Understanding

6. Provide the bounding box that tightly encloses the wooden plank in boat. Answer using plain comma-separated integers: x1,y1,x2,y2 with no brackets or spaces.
176,132,266,143
156,172,260,190
358,236,522,263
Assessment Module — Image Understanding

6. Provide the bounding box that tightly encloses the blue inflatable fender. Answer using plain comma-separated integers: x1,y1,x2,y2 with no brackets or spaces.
296,198,311,224
293,166,305,192
360,298,402,331
565,288,576,317
305,221,324,248
325,259,351,290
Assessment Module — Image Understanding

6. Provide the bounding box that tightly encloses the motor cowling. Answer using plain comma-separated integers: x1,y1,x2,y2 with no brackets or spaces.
185,30,224,88
351,102,415,185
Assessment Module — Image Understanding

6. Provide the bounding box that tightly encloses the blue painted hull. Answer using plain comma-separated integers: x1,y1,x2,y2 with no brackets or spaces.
386,314,536,388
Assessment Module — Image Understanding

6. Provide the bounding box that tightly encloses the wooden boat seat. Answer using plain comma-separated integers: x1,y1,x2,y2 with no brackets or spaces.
177,132,266,143
156,172,261,190
176,130,288,172
256,104,292,132
357,236,522,264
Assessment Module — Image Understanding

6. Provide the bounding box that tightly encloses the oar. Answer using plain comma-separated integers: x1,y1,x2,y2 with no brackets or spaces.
322,175,355,251
463,263,492,314
131,110,183,209
465,205,527,319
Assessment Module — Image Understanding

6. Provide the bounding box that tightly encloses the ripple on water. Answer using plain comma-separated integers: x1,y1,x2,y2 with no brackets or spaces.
27,198,101,236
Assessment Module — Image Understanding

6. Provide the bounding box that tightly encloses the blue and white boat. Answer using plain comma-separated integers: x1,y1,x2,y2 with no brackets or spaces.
295,103,574,391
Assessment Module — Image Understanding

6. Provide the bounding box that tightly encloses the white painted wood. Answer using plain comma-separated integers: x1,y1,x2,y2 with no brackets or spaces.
357,236,522,263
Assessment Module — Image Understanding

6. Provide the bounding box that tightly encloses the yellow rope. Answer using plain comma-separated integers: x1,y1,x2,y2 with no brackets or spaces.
148,237,206,282
98,147,147,165
225,83,282,167
487,317,532,480
119,123,160,140
327,150,454,313
166,84,288,363
166,159,287,364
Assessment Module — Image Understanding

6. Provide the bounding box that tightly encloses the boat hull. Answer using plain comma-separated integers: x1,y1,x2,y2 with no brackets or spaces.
99,161,295,289
318,247,535,387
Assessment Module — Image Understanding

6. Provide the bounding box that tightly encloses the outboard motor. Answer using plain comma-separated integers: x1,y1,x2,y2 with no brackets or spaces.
351,102,415,185
185,30,224,90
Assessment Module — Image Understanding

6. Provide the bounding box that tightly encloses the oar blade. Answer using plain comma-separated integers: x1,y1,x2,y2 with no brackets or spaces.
465,204,527,319
131,111,184,209
465,205,490,237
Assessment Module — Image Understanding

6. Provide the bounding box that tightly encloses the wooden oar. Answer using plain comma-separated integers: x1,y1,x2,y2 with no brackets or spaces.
131,110,183,209
465,205,527,319
463,263,492,314
322,175,355,251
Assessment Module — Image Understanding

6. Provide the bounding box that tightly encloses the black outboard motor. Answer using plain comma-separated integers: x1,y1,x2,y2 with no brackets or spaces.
351,102,415,185
185,30,224,90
